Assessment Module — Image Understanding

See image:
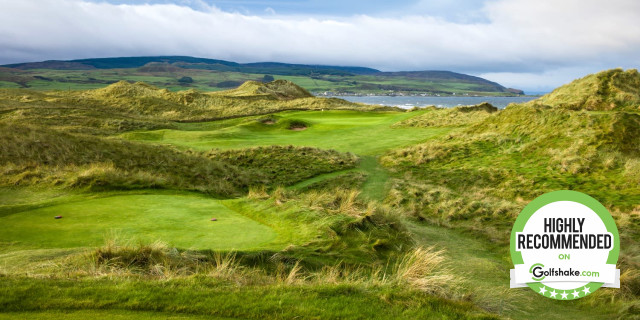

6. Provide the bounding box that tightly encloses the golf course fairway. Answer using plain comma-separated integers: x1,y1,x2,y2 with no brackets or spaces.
123,110,452,155
0,194,277,250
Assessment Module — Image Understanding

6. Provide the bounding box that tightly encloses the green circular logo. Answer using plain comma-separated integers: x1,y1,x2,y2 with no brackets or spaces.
510,190,620,300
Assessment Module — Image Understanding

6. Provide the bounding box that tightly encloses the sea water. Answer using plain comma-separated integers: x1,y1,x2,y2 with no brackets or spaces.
335,95,539,109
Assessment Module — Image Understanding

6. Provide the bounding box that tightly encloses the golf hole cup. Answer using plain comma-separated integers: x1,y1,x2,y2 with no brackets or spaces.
510,190,620,300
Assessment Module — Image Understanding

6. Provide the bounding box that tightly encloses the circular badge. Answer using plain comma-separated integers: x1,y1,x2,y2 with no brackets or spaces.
510,190,620,300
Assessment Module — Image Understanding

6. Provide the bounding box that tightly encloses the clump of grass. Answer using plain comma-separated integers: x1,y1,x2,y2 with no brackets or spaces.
392,246,459,296
473,287,531,316
624,159,640,183
86,238,206,277
257,115,278,125
75,237,263,283
287,119,309,130
70,162,167,189
247,185,270,199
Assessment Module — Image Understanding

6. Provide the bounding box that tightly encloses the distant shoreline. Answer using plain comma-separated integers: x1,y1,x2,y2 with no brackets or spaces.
335,95,539,109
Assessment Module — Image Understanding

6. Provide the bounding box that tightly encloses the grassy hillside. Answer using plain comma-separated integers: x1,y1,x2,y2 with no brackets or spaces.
207,146,358,187
526,68,640,111
0,123,253,195
0,79,393,136
394,102,498,127
0,55,524,95
380,73,640,317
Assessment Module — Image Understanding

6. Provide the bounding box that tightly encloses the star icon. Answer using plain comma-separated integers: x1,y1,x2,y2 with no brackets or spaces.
538,286,548,295
561,291,569,299
582,286,591,295
572,290,580,298
549,290,558,298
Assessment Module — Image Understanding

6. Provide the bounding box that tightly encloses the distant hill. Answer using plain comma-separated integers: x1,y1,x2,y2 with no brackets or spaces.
379,71,523,94
526,68,640,111
0,56,523,95
3,56,379,76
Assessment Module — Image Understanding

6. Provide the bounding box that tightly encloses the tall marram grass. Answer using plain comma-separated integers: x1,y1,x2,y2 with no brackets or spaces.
392,246,462,297
63,236,461,299
382,104,640,245
0,123,252,196
394,102,497,128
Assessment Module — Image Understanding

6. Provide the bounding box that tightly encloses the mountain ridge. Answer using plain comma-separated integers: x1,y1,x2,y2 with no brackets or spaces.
0,55,523,95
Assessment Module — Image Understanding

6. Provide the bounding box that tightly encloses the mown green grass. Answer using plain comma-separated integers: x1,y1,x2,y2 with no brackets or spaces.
0,193,276,250
0,310,231,320
0,278,497,320
125,110,453,156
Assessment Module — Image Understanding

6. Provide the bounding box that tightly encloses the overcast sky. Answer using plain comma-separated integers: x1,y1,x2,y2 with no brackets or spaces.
1,0,639,92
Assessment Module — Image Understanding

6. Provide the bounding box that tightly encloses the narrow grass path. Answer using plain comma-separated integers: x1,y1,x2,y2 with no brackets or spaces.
358,156,390,201
288,168,358,190
288,155,389,202
407,221,615,320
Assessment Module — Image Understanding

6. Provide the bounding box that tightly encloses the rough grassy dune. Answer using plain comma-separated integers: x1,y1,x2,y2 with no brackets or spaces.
0,80,395,135
394,102,498,127
526,68,640,111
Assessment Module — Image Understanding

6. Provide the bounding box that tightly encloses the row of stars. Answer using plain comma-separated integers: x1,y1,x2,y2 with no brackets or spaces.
538,285,591,299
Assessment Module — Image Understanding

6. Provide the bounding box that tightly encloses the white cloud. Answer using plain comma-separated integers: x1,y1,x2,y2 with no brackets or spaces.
0,0,639,91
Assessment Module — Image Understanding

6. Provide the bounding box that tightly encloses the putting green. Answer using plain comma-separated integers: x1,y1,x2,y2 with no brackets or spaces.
123,110,451,155
0,194,276,250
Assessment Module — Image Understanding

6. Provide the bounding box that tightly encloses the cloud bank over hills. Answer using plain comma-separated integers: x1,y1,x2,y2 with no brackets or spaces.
1,0,638,91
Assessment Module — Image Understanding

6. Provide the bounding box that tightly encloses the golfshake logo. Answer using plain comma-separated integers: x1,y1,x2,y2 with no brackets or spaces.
510,191,620,300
